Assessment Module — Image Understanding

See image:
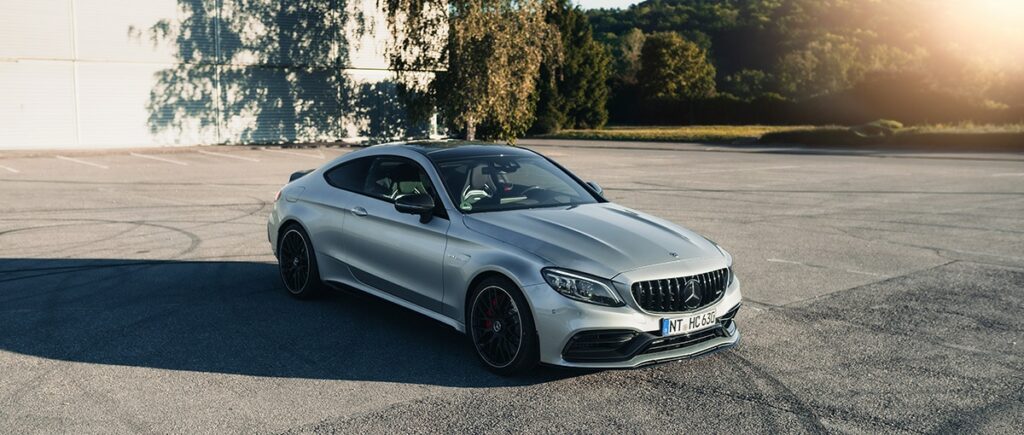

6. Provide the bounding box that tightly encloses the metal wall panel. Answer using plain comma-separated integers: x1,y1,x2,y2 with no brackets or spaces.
346,0,391,70
0,0,73,60
146,63,223,145
74,0,182,63
219,65,347,143
0,0,428,149
221,0,345,67
161,0,220,65
343,69,430,142
0,60,78,149
292,67,347,142
77,62,219,147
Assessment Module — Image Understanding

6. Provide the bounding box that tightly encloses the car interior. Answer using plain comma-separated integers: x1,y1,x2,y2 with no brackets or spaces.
438,157,588,212
363,159,432,202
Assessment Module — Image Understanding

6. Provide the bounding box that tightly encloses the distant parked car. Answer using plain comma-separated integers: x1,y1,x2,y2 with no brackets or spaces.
268,141,741,374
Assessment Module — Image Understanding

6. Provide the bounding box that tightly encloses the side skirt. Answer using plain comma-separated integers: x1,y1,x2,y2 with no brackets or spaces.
324,279,467,334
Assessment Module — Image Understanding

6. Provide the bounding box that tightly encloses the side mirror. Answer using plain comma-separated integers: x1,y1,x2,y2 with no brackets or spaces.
395,193,435,223
586,181,604,196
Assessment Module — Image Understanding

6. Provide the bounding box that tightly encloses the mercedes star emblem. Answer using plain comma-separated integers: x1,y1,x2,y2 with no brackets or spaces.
683,279,702,308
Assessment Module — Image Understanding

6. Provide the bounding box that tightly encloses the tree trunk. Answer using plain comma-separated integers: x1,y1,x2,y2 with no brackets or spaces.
465,119,477,141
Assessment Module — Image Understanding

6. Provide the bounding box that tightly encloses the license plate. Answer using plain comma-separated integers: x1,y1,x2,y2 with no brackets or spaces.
661,309,717,336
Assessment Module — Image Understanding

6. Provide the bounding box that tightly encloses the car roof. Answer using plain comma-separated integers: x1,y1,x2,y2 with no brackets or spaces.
372,140,537,161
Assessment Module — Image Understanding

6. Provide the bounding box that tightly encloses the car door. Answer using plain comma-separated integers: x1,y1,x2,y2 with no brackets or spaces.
311,156,375,283
338,155,451,313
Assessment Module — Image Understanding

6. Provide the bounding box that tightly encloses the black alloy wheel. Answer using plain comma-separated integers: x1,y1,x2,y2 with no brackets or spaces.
277,225,323,298
469,277,539,375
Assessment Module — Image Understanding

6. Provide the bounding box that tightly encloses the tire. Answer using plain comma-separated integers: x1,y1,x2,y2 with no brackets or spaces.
277,224,324,299
467,276,540,375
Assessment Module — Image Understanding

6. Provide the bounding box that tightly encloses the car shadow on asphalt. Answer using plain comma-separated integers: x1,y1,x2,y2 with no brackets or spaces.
0,258,585,387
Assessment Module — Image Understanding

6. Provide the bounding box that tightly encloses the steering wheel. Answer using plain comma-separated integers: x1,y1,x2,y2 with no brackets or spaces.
460,183,493,210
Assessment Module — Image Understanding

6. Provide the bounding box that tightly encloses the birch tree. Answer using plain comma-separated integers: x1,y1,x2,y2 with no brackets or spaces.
383,0,560,142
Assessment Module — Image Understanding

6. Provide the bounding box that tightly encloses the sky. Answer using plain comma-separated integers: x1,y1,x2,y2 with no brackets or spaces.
576,0,637,9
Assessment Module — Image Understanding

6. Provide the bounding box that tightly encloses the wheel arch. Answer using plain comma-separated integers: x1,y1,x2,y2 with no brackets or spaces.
463,268,542,373
463,269,536,325
277,218,304,238
273,218,306,255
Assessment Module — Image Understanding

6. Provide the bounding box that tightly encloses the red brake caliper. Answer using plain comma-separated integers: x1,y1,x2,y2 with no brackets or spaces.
484,295,498,330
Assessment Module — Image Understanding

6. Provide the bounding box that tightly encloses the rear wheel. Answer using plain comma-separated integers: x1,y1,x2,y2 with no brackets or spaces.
468,276,539,375
277,225,324,299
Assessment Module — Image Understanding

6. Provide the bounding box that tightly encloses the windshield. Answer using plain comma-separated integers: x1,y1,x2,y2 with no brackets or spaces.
433,155,598,213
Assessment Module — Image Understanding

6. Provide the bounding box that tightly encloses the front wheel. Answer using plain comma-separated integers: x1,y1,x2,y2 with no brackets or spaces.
277,225,324,299
468,277,540,375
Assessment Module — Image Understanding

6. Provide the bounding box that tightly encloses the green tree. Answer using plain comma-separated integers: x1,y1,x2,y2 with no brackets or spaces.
723,69,772,101
615,28,645,85
533,0,612,133
637,32,716,101
563,35,611,129
383,0,560,142
775,33,864,99
532,66,565,134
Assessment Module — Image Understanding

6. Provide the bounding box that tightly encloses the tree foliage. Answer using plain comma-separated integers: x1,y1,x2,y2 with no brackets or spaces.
382,0,560,142
723,69,771,101
615,28,646,85
590,0,1022,106
637,32,716,101
532,0,612,133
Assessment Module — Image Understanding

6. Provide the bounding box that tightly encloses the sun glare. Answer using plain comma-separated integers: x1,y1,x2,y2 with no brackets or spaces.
932,0,1024,67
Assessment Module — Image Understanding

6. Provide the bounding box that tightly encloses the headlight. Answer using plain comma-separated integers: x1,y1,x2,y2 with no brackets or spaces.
542,268,624,307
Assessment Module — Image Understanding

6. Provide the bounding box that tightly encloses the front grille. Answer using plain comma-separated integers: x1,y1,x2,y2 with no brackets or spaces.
631,268,730,313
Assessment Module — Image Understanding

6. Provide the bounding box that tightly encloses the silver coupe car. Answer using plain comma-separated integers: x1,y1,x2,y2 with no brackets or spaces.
268,141,741,375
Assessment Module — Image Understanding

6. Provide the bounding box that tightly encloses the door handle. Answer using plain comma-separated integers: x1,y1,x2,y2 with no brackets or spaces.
350,207,368,217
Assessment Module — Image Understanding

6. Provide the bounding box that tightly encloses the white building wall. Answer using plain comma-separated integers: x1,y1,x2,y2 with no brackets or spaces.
0,1,74,60
0,0,436,150
0,60,79,148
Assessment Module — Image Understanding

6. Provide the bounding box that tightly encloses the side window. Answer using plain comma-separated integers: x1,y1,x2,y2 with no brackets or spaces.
324,157,373,191
363,157,436,203
325,155,441,209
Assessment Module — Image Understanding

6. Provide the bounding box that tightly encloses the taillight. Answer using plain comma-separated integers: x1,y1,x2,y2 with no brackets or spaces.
275,189,282,202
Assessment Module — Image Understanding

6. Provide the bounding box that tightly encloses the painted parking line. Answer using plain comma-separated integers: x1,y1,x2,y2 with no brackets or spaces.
691,165,800,174
197,149,260,162
0,164,19,173
130,152,189,166
992,173,1024,177
263,148,325,159
202,182,272,192
56,155,109,169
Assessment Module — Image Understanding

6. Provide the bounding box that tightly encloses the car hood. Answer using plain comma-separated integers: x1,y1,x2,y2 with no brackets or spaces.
462,203,722,279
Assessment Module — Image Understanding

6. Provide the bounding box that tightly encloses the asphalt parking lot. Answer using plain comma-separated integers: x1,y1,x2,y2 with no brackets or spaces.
1,141,1022,434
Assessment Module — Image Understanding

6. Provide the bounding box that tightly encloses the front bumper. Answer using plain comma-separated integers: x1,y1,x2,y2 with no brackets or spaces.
525,276,742,368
